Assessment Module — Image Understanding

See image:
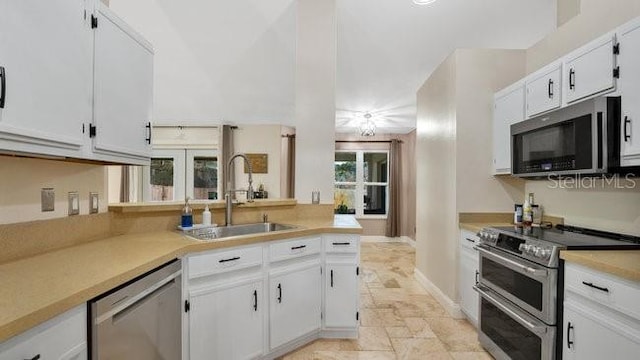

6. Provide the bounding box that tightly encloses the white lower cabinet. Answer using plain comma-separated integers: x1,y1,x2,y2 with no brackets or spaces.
269,262,322,350
184,234,360,360
189,278,264,360
323,234,360,332
458,230,479,327
0,305,87,360
563,262,640,360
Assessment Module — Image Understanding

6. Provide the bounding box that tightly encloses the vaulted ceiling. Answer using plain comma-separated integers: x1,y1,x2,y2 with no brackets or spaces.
110,0,556,134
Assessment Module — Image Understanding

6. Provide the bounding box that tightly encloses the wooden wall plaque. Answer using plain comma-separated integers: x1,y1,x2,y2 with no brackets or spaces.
245,153,268,173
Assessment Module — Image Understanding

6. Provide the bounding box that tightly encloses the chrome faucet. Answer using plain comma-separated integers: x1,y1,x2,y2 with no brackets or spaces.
225,153,254,226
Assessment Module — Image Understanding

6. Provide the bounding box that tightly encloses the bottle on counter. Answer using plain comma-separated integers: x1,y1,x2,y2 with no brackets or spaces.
514,204,523,224
202,203,211,226
522,193,534,226
181,197,193,228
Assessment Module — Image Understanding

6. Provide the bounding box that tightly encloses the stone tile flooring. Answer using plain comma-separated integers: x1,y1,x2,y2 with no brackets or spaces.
280,241,493,360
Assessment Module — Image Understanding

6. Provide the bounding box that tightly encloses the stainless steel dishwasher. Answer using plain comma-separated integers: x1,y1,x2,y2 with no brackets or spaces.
89,259,182,360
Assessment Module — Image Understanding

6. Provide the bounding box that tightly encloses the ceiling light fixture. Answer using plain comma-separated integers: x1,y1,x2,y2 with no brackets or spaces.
359,113,376,137
413,0,437,5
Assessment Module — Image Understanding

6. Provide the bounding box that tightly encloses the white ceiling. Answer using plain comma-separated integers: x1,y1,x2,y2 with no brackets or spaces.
110,0,557,133
336,0,557,134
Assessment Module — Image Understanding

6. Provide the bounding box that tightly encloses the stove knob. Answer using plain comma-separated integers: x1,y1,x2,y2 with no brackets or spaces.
540,249,552,260
534,247,543,257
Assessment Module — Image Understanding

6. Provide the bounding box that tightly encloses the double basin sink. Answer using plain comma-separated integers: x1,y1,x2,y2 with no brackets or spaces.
183,222,298,241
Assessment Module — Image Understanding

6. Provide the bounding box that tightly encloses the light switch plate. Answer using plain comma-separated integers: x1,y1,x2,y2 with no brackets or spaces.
89,192,99,214
41,188,55,212
68,191,79,216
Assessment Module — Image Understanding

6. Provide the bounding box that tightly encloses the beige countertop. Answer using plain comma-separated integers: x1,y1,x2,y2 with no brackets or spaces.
0,216,361,343
560,250,640,282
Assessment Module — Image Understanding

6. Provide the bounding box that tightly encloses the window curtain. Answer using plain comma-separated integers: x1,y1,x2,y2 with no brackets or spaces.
286,135,296,198
385,139,401,237
119,166,130,202
221,125,235,197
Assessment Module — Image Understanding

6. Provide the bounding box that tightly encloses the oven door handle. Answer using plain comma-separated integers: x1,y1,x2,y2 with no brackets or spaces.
476,245,548,277
474,285,548,335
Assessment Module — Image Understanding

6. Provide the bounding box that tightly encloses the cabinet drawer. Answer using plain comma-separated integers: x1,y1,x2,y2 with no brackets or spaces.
270,237,321,263
189,245,263,279
460,230,479,250
565,262,640,320
324,234,359,253
0,305,86,360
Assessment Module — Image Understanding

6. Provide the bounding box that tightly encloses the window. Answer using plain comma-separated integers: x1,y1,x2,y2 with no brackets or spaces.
144,149,219,202
334,151,388,217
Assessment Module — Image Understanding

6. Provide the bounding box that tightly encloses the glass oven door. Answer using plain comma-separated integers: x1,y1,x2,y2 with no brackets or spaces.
475,284,556,360
477,245,557,325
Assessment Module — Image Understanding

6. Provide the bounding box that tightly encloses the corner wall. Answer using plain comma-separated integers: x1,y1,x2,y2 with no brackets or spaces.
415,49,526,305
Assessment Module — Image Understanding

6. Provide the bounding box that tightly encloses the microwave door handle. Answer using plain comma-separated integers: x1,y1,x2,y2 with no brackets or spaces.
474,285,548,335
476,246,548,277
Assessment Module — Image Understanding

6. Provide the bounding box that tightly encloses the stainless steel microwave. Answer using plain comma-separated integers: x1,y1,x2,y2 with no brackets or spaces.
511,96,621,178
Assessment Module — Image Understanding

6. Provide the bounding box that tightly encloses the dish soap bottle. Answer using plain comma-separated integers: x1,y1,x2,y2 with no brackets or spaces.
181,197,193,228
202,203,211,226
522,193,534,226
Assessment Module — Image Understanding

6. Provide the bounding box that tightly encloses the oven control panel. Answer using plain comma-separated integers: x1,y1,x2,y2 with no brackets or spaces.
478,228,558,267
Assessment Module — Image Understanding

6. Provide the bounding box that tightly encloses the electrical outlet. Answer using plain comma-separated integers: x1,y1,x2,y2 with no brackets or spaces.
41,188,55,212
68,192,79,216
90,192,99,214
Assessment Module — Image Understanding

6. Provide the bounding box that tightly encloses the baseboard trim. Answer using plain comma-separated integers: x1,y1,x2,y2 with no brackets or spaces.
361,235,416,246
413,268,464,319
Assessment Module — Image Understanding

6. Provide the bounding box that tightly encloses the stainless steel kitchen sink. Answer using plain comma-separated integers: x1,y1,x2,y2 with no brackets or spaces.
183,222,299,241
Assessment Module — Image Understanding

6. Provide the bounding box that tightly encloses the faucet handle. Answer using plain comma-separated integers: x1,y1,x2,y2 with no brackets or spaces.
262,213,268,223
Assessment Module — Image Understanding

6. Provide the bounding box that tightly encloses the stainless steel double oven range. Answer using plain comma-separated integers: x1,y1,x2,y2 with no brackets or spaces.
474,225,640,360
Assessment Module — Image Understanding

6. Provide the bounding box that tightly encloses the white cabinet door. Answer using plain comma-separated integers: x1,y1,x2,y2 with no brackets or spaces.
459,248,478,326
270,262,321,350
564,33,617,104
617,18,640,166
563,300,640,360
493,84,524,174
324,263,358,329
189,280,264,360
525,64,562,117
92,3,153,164
0,0,92,157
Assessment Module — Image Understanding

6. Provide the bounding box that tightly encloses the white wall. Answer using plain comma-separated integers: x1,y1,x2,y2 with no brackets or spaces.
0,157,108,225
415,49,526,302
294,0,336,204
527,0,640,73
109,0,296,125
233,125,283,199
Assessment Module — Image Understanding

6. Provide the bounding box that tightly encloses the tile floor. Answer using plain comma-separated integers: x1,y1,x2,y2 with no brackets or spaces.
280,241,493,360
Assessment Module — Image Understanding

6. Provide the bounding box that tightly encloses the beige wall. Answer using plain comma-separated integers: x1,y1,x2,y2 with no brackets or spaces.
557,0,580,27
233,125,284,199
527,0,640,73
416,49,527,302
0,156,108,225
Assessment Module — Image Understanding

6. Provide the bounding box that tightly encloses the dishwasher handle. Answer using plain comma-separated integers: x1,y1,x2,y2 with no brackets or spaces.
95,269,181,325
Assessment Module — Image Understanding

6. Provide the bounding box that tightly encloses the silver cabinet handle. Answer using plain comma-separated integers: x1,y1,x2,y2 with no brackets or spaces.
474,285,548,335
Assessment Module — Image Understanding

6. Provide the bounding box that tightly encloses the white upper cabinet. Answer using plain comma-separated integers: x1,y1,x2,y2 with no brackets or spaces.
525,62,562,117
493,82,525,175
0,0,152,165
563,33,617,104
617,17,640,167
0,0,93,158
90,2,153,165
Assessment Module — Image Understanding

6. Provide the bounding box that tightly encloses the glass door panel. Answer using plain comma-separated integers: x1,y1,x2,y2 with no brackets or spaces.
143,149,185,202
186,149,219,200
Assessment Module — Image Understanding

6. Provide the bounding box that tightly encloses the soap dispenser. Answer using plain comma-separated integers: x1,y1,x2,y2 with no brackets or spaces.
181,197,193,228
202,203,212,226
